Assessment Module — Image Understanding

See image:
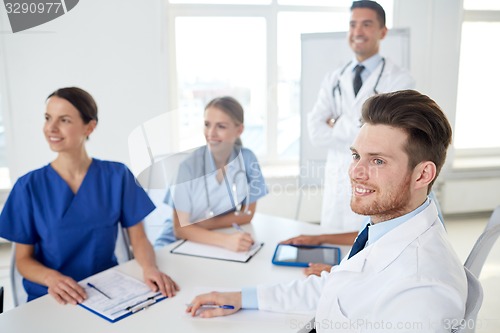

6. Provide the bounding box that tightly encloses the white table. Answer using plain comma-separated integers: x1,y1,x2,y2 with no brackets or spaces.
0,213,350,333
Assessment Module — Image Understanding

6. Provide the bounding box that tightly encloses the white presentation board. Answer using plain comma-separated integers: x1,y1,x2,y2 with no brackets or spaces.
299,28,410,186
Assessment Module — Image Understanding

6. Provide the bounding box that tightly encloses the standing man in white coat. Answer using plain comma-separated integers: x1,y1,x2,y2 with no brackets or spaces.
309,0,415,231
187,90,468,332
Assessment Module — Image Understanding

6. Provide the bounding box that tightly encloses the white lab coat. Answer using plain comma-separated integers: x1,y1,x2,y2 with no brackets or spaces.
307,57,415,231
257,201,467,332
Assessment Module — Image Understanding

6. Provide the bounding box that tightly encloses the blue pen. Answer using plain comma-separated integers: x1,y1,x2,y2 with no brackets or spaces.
87,282,112,300
232,223,256,249
187,303,235,310
232,223,244,233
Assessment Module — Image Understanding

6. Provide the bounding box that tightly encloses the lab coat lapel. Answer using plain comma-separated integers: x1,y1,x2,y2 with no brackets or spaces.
368,201,439,273
334,245,372,273
354,61,382,100
338,62,377,113
333,201,439,274
339,67,356,103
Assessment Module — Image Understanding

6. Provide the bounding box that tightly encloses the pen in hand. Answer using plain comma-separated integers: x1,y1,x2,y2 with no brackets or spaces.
186,303,235,310
87,282,112,300
232,223,245,233
232,223,256,249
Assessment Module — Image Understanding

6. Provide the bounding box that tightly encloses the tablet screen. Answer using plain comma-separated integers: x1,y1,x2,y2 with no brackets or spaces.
272,244,340,267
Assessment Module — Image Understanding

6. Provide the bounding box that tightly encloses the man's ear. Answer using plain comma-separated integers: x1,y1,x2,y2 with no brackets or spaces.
379,26,388,40
413,161,436,190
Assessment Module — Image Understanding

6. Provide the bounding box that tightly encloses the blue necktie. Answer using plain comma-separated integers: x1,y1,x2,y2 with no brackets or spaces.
353,64,365,96
348,223,370,259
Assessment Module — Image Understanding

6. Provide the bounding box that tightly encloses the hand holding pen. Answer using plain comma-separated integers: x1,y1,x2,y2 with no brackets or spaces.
223,223,254,252
186,291,241,318
232,223,245,233
186,303,235,309
233,223,256,247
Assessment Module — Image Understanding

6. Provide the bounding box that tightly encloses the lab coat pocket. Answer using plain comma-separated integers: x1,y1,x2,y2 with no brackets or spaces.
335,296,350,319
318,297,357,333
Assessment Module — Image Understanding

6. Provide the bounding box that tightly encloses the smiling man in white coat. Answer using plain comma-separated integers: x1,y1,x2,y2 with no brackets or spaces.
308,0,415,232
187,90,468,332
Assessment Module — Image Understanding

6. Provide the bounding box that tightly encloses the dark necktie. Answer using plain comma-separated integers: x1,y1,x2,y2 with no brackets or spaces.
353,64,365,96
348,223,370,259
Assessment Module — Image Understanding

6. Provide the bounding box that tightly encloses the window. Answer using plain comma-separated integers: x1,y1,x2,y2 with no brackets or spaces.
455,3,500,154
166,1,393,163
463,0,500,11
175,16,267,154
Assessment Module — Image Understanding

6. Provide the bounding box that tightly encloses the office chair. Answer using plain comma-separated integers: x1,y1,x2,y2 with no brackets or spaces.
128,112,194,243
296,317,316,333
9,244,27,307
115,226,134,263
464,206,500,278
10,226,134,307
0,286,4,314
453,266,483,333
454,205,500,333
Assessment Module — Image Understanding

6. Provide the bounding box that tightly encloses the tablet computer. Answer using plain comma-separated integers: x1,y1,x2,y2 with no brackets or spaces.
271,244,341,267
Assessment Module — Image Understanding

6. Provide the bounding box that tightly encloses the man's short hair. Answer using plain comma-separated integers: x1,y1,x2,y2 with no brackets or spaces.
351,1,386,27
361,90,452,192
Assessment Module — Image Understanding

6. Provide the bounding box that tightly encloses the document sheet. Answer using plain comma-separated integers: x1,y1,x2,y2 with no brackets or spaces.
78,269,165,322
170,240,263,263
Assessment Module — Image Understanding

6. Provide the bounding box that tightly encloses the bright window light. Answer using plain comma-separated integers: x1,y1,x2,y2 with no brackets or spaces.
455,22,500,149
175,17,267,155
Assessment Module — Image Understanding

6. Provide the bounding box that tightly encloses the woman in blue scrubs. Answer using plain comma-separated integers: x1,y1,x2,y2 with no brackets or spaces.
155,97,268,252
0,87,179,304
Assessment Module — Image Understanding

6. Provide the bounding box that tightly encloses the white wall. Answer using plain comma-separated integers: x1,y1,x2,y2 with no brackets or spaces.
0,0,168,180
394,0,462,170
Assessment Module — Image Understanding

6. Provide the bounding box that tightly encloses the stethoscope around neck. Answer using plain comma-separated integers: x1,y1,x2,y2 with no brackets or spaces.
332,57,386,102
203,147,251,219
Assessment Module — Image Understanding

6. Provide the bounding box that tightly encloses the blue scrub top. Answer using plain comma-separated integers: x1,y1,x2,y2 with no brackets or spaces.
0,159,155,301
154,146,268,247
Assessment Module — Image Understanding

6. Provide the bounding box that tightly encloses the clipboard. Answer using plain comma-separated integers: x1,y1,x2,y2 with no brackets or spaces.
78,269,166,323
170,240,264,263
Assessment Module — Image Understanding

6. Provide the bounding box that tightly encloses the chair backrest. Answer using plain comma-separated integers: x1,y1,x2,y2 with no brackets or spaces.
455,267,483,333
464,206,500,278
10,226,133,307
0,285,4,314
9,243,27,307
115,226,133,263
296,317,316,333
455,207,500,333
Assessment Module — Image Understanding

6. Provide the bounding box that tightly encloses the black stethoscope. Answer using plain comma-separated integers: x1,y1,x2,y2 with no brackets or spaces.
332,57,386,100
202,146,251,219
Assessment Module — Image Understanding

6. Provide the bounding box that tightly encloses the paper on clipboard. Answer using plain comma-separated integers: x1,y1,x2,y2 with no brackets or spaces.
78,269,166,323
170,240,263,263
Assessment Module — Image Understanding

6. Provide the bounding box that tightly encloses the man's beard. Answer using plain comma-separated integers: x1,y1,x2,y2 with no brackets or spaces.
351,174,412,222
